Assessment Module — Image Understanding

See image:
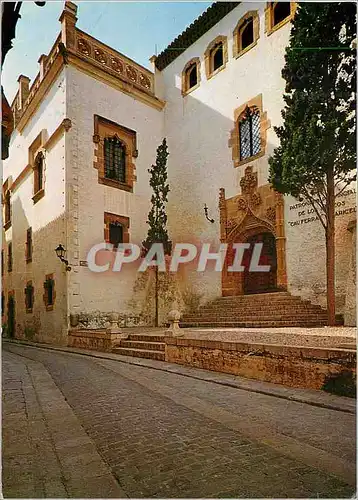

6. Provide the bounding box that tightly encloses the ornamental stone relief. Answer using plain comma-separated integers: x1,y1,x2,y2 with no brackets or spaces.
75,35,154,93
94,47,107,65
77,38,91,56
111,57,124,74
240,165,257,194
219,167,287,294
126,65,138,82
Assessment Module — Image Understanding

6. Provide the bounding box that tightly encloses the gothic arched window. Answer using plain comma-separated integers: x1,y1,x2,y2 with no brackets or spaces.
211,42,224,71
240,18,254,50
239,107,261,161
273,2,291,26
233,12,259,58
182,58,201,94
104,136,126,183
187,64,198,90
266,2,296,35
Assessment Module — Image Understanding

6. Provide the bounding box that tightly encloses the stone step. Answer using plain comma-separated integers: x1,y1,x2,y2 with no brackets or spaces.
112,347,165,361
127,335,165,343
199,302,325,310
206,299,320,308
120,340,165,351
180,320,328,328
182,315,328,323
184,307,327,315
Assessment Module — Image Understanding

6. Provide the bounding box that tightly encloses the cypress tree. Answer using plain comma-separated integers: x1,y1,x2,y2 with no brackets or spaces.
269,2,356,325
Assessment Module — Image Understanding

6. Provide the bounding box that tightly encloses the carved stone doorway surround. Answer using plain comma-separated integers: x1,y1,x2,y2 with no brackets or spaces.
219,165,287,296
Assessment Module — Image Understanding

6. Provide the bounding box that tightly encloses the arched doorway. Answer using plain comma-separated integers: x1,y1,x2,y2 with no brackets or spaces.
7,294,15,338
223,227,278,296
243,232,277,294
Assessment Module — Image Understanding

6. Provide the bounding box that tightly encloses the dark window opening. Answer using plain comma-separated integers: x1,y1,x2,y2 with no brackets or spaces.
212,44,224,71
1,293,4,315
239,107,261,161
273,2,291,26
25,283,34,311
1,250,4,276
26,227,32,262
34,153,44,193
104,137,126,183
44,277,54,307
4,191,11,225
241,18,254,49
109,223,123,248
188,65,198,89
8,243,12,273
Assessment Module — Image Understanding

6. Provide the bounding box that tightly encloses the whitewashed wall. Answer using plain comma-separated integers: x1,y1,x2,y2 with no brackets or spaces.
159,1,356,316
2,70,68,343
160,2,290,303
65,66,164,324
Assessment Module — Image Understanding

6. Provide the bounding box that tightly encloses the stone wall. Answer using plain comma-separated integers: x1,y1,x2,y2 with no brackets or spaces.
165,337,356,391
67,329,122,352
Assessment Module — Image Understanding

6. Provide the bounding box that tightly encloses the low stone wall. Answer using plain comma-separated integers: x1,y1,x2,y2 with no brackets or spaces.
165,337,356,391
68,329,122,352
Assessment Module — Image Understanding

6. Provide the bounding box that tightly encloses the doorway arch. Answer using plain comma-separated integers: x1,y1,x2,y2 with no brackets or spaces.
243,231,277,294
223,220,280,296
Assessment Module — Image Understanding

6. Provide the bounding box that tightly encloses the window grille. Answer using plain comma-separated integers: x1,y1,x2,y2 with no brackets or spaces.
239,107,261,160
104,137,126,183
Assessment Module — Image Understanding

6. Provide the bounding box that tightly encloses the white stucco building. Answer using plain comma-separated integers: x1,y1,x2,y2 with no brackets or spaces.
2,1,356,344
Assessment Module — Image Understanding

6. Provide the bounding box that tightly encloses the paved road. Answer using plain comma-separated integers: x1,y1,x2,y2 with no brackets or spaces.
2,343,356,498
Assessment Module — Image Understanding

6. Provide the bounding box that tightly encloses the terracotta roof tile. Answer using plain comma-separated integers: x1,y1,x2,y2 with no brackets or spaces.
155,2,240,71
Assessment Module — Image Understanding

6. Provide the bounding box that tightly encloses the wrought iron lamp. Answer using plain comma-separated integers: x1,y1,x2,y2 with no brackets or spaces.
204,204,215,224
55,244,71,271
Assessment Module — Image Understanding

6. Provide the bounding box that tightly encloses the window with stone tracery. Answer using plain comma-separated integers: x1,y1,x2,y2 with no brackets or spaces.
93,115,137,192
239,107,261,161
104,136,126,183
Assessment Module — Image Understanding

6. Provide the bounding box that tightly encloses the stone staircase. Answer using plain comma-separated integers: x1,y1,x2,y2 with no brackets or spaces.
112,334,165,361
180,291,338,328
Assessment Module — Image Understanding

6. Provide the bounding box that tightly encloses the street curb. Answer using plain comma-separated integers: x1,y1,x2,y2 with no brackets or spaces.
3,338,356,415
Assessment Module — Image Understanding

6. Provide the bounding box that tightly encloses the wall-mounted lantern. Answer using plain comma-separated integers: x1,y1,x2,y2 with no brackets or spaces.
55,244,71,271
204,204,215,224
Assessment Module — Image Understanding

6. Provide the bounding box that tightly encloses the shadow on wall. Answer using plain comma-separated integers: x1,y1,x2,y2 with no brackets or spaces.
2,194,68,344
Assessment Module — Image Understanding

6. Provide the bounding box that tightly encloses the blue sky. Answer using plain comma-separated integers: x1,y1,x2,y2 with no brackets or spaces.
2,1,212,102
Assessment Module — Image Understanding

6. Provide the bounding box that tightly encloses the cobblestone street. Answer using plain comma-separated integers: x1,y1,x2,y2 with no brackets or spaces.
2,342,356,498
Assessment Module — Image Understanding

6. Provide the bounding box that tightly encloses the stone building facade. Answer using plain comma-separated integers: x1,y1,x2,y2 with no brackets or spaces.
2,1,356,344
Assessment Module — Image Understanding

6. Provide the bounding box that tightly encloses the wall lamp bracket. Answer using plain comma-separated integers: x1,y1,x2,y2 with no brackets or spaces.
204,204,215,224
55,244,71,271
